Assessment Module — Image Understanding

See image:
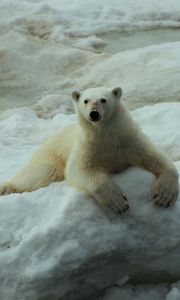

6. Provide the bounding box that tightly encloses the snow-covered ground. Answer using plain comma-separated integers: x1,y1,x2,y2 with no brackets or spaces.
1,104,180,300
0,0,180,299
1,0,180,44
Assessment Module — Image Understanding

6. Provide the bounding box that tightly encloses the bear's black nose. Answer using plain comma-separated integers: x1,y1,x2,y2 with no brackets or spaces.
89,111,100,122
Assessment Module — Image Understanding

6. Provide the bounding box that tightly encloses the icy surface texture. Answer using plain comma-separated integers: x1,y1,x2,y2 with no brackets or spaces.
0,104,180,300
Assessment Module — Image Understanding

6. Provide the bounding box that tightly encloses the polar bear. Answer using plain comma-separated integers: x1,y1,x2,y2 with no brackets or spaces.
0,87,179,217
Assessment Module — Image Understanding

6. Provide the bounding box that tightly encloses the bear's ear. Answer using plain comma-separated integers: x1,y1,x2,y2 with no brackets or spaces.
112,87,122,99
72,90,81,102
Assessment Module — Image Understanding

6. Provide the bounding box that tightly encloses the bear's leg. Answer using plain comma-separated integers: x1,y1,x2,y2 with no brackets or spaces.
143,156,178,207
93,178,129,217
130,141,179,208
0,151,65,195
151,172,179,207
66,171,129,217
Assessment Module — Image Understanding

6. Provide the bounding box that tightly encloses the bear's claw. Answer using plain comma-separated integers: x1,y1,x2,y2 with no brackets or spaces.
0,183,17,196
152,179,179,208
105,195,129,217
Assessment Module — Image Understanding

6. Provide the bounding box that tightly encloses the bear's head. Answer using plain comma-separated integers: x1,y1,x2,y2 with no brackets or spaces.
72,87,122,124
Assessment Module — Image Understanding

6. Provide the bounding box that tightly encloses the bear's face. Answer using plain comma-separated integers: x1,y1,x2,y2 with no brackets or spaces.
72,87,122,124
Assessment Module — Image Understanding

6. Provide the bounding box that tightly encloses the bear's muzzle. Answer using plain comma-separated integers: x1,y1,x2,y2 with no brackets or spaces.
89,111,101,122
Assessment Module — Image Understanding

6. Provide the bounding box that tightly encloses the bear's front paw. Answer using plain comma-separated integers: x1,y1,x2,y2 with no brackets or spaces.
0,183,17,196
99,193,129,218
94,181,129,218
152,178,179,208
107,194,129,215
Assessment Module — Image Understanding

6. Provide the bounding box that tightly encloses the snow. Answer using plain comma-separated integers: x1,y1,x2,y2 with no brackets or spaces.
1,0,180,46
1,28,180,111
0,104,180,300
0,0,180,299
99,283,180,300
132,103,180,162
75,42,180,109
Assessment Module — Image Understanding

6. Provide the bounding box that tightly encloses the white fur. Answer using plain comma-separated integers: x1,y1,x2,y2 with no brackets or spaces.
0,87,179,218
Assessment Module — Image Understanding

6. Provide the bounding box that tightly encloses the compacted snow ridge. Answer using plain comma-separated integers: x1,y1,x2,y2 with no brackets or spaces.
0,104,180,300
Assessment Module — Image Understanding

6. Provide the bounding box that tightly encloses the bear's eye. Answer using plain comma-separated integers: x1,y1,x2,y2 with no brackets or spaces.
84,99,89,104
100,98,106,103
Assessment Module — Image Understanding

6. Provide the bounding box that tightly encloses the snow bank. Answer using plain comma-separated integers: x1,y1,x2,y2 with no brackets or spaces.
1,0,180,47
1,1,180,110
132,103,180,162
1,168,180,300
76,42,180,109
1,27,180,111
99,282,180,300
0,29,99,110
1,0,180,112
0,103,180,300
